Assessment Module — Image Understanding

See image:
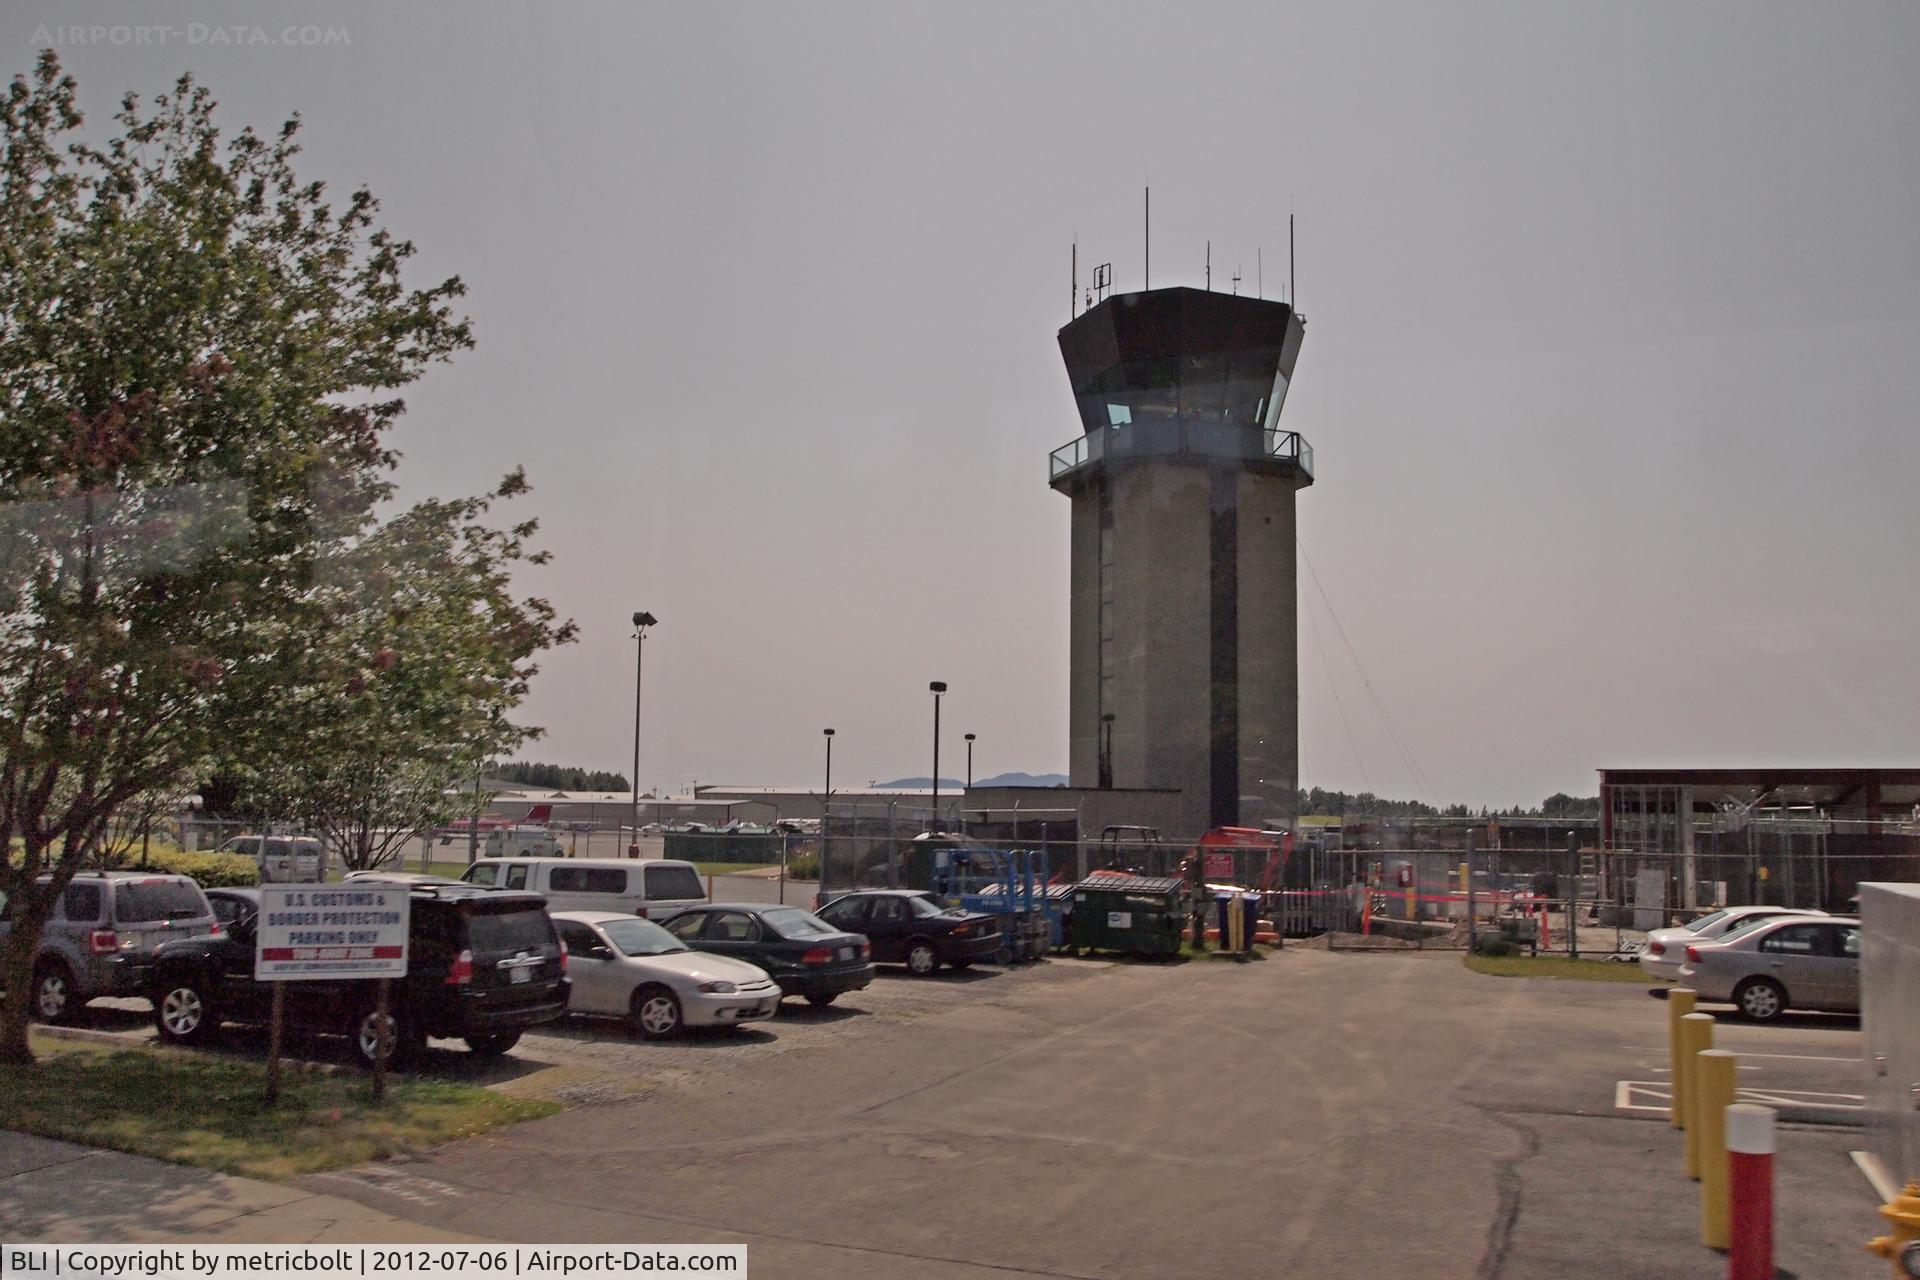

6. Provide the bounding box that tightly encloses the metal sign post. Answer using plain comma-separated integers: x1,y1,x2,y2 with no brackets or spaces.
265,981,286,1104
256,884,410,1101
372,977,391,1102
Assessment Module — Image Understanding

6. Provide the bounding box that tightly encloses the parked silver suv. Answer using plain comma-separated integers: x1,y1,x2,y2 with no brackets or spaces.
0,872,219,1023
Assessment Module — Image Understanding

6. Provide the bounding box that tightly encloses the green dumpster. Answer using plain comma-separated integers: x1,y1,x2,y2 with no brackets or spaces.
1067,875,1188,957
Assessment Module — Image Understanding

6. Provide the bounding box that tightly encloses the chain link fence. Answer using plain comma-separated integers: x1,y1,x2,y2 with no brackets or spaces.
110,806,1915,960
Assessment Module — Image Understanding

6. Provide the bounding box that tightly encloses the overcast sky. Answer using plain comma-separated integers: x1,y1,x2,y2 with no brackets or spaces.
10,1,1918,808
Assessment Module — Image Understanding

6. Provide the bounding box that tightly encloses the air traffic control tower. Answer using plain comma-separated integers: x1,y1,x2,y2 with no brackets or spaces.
1048,287,1312,835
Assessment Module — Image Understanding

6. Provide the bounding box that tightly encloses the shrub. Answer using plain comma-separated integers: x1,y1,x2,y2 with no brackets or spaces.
784,853,821,881
1475,937,1516,958
103,851,260,888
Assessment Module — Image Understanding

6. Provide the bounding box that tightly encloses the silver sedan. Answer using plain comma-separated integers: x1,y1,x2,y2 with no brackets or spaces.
550,911,782,1039
1639,905,1827,982
1676,915,1860,1021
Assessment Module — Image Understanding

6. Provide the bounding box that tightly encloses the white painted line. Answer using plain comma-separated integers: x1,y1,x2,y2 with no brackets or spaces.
1631,1048,1856,1064
1613,1080,1865,1114
1853,1150,1899,1203
1737,1088,1865,1107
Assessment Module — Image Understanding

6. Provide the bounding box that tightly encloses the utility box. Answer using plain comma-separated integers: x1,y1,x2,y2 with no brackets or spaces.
1861,882,1920,1192
1067,874,1187,957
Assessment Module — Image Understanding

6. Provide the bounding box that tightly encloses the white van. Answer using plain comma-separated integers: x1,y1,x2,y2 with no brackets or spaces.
217,834,328,883
482,826,561,859
459,857,707,918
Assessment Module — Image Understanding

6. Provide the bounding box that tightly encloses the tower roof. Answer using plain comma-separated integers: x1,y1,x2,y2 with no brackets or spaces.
1058,287,1302,387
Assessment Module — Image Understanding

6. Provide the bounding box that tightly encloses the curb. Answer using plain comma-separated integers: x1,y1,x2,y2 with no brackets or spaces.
32,1024,142,1050
34,1023,352,1076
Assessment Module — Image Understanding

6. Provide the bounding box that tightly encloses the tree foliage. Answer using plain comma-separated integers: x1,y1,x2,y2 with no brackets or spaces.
1297,788,1602,820
489,761,629,793
233,475,575,870
0,54,564,1060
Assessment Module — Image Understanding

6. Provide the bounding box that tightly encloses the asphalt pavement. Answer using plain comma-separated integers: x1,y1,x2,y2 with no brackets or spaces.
8,948,1884,1278
290,949,1884,1280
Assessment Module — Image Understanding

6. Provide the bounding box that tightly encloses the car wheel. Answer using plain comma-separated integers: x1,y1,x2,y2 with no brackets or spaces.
463,1032,521,1057
905,940,939,977
805,992,838,1008
632,986,683,1039
1734,977,1787,1023
155,979,219,1045
31,960,79,1025
353,1006,420,1069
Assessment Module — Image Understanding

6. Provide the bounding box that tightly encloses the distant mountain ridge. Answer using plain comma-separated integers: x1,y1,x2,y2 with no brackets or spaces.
876,772,1068,789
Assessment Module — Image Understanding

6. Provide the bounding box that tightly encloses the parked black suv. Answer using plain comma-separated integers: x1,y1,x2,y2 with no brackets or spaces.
149,884,568,1067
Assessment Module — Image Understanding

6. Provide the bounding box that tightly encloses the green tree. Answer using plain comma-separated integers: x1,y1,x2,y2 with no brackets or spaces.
0,54,475,1062
490,761,628,792
1540,793,1600,818
239,476,575,870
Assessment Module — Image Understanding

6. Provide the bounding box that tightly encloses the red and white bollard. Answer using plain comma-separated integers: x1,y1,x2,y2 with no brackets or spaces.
1725,1103,1775,1280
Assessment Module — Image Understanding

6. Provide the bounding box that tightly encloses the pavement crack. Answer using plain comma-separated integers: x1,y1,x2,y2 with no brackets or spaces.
0,1146,103,1181
1469,1103,1541,1280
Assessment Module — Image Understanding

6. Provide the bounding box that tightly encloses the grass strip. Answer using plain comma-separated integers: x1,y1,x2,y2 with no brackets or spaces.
0,1035,558,1180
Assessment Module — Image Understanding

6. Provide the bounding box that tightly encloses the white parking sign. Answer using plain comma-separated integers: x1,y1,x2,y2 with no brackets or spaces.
254,884,410,980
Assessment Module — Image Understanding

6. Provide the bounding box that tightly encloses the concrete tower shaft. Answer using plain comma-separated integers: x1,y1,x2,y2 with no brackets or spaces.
1049,288,1312,835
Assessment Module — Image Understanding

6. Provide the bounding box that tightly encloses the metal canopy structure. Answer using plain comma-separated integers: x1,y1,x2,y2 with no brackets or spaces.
1599,767,1920,813
1599,766,1920,912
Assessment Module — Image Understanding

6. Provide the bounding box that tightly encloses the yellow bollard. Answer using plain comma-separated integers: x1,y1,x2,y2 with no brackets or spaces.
1698,1049,1738,1248
1681,1012,1715,1180
1668,988,1698,1129
1866,1181,1920,1274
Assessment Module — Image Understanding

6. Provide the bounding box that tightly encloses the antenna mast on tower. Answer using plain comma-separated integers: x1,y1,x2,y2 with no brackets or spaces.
1144,186,1151,290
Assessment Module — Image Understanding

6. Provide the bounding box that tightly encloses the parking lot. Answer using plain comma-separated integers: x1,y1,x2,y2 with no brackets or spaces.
65,947,1870,1280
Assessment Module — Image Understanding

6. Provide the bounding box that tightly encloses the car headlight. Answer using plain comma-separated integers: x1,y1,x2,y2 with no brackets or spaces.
697,981,738,994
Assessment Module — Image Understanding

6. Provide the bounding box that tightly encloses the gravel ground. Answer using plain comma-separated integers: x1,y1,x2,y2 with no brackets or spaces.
76,953,1119,1108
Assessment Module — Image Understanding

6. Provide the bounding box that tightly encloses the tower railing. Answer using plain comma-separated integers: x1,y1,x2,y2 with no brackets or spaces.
1048,422,1314,484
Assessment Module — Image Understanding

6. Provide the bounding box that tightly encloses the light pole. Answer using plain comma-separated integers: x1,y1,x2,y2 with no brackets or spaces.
928,682,947,833
630,611,657,858
819,728,835,903
964,733,976,789
1099,713,1116,790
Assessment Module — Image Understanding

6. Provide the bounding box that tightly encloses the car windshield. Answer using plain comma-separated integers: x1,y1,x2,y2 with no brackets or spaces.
598,917,687,957
763,908,836,938
1685,910,1730,933
114,881,207,923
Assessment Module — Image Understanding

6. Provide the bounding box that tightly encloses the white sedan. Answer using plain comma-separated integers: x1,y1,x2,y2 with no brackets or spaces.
1638,905,1826,982
550,911,781,1039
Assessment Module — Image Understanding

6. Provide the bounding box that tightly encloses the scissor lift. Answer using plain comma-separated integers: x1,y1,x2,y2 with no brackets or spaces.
930,846,1053,963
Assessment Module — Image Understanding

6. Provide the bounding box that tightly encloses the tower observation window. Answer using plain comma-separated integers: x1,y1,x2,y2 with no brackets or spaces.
1073,346,1284,434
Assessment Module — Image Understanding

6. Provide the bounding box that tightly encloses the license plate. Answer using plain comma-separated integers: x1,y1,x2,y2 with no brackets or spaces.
510,966,531,984
838,947,854,960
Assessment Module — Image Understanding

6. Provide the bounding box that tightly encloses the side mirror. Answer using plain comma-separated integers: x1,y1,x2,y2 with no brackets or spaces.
591,945,615,961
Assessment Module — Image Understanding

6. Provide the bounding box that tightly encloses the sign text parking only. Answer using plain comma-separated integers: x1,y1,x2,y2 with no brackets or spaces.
254,884,409,980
